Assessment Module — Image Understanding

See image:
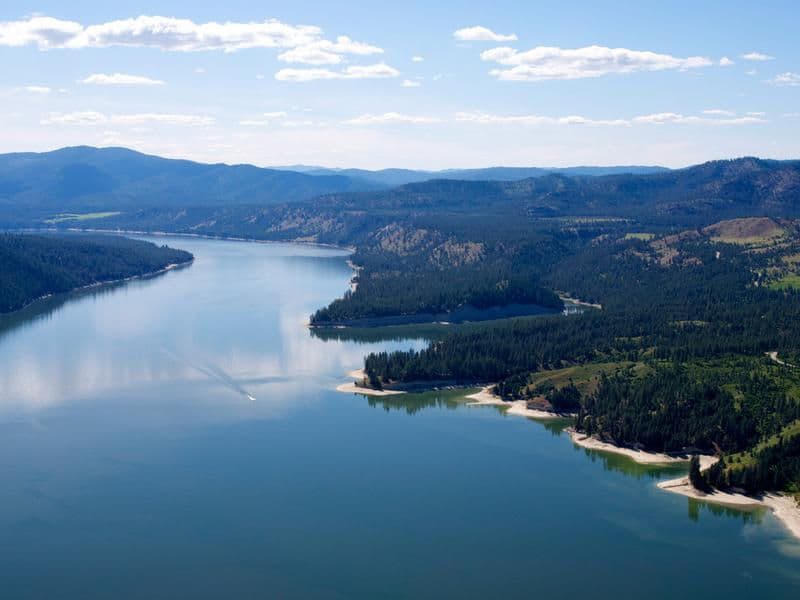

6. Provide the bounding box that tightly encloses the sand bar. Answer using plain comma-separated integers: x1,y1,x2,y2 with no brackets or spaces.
336,368,406,397
465,386,571,420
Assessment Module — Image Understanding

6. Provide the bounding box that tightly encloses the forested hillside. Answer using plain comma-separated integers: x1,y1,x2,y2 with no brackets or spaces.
361,218,800,493
0,234,192,313
0,146,382,221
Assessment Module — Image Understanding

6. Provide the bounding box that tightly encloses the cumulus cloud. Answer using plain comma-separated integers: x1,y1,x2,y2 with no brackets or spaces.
0,15,321,51
456,110,765,127
481,45,713,81
41,111,214,126
81,73,165,85
719,56,734,66
275,63,399,82
702,109,735,116
412,55,424,62
741,52,774,61
1,15,393,82
344,112,440,125
277,35,382,64
402,79,421,87
453,26,517,42
769,72,800,87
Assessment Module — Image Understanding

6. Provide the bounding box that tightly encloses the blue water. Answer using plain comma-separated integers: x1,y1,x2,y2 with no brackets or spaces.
0,236,797,599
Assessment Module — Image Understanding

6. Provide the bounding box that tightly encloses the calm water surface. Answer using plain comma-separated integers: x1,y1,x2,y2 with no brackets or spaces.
0,236,798,599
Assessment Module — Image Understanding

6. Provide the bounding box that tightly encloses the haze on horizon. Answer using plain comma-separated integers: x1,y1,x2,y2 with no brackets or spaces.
1,0,798,169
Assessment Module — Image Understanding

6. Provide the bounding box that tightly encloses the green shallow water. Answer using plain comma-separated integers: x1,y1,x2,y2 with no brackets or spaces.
0,236,798,599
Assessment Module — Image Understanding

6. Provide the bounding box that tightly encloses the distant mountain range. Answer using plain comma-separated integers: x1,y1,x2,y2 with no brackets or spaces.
276,165,670,186
318,157,800,222
40,156,800,243
2,147,798,230
0,146,671,222
0,146,381,218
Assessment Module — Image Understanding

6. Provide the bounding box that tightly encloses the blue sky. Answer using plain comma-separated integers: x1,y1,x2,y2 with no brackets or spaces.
1,1,799,168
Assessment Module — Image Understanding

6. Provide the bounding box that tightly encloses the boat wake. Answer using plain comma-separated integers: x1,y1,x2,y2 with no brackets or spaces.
161,346,257,401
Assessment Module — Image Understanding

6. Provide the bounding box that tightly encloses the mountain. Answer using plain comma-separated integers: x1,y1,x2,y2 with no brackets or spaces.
305,157,800,223
0,146,383,220
66,157,800,248
284,165,669,186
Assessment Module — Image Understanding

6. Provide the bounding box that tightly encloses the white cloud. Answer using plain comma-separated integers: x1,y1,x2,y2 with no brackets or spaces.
239,120,271,127
746,111,766,117
41,111,214,126
453,26,517,42
719,56,734,67
194,67,206,74
702,109,735,116
412,55,424,62
278,36,383,65
263,111,288,118
0,15,321,51
455,111,629,127
456,110,765,127
746,69,758,76
22,85,52,94
481,45,713,81
281,120,315,127
741,51,774,61
81,73,165,86
402,79,421,87
769,72,800,87
0,16,83,48
633,112,764,125
275,63,399,82
344,112,440,125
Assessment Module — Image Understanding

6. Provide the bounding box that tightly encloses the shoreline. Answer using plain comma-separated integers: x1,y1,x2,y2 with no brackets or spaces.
465,386,574,421
0,258,194,317
335,368,407,397
569,428,800,540
567,428,715,466
657,470,800,541
28,226,357,254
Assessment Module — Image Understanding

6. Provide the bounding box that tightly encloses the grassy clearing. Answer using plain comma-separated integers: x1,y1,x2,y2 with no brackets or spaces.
769,274,800,291
724,419,800,471
45,212,121,224
524,361,649,397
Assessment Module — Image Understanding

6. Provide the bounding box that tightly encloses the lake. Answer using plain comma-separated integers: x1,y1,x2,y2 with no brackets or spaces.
0,236,798,599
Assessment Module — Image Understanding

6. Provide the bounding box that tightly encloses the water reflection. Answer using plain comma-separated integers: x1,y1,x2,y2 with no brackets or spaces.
366,389,470,415
0,236,425,418
687,498,765,524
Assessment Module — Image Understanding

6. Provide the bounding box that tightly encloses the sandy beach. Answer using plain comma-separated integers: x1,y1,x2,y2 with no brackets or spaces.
658,471,800,540
338,378,800,541
465,386,571,420
336,369,406,397
567,428,715,465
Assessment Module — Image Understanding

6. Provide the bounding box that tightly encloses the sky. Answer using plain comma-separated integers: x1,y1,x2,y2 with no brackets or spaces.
1,0,799,169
